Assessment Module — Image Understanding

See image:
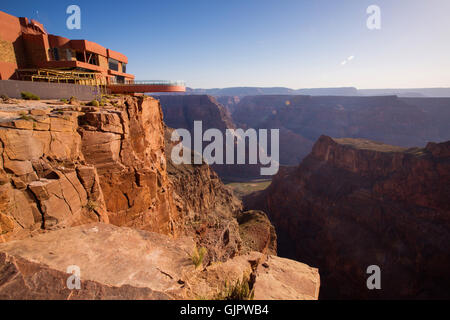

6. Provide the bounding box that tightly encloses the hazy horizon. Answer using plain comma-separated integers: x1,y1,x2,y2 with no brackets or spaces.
187,85,450,90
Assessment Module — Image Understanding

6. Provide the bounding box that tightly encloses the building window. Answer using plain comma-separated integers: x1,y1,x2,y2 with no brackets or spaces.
76,51,85,62
86,52,99,66
115,75,125,84
108,58,119,72
52,48,59,61
122,63,127,73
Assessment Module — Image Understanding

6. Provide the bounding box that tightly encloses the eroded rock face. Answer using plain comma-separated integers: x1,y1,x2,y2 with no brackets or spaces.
78,97,177,235
0,108,106,242
245,136,450,299
0,96,178,242
0,223,319,300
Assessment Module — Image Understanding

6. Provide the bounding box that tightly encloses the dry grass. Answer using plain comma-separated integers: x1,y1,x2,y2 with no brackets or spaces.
191,245,207,269
214,274,255,300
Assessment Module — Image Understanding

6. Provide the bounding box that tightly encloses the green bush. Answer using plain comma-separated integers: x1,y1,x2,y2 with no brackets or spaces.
215,274,255,300
60,98,69,104
0,94,9,101
191,245,207,269
87,100,100,107
21,91,40,100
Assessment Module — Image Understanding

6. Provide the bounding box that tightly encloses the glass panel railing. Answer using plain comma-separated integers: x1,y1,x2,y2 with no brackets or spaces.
132,80,186,86
108,80,186,86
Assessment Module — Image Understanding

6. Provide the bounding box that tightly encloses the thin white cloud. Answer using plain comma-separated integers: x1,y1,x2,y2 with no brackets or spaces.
341,55,355,66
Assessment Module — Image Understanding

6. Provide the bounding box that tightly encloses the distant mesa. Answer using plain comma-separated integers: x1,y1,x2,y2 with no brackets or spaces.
181,86,450,98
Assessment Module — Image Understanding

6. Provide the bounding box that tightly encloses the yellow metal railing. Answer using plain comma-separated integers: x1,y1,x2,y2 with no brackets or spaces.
30,69,106,86
15,68,108,93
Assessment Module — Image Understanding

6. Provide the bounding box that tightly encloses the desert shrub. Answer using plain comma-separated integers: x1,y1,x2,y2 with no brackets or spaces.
84,200,98,212
21,91,40,100
0,94,9,101
69,96,78,104
19,114,36,121
215,274,255,300
60,98,69,104
87,100,99,107
191,245,207,269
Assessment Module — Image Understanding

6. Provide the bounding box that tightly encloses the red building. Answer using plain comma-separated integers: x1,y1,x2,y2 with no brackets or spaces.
0,10,185,93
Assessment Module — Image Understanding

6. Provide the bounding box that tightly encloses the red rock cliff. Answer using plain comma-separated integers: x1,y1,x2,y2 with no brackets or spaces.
0,96,178,242
245,135,450,299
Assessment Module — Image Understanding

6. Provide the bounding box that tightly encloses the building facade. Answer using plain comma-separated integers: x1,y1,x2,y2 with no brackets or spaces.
0,10,134,85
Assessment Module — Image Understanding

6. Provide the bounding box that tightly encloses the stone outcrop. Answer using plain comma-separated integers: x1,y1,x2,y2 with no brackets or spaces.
245,135,450,299
0,96,178,242
0,106,105,242
78,97,177,234
237,210,277,256
0,223,320,300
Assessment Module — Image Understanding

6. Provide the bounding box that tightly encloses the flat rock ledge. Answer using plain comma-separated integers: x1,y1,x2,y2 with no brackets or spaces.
0,223,319,300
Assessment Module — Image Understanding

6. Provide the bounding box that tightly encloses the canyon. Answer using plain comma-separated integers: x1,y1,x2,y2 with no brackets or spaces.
158,94,450,179
0,95,319,300
0,91,448,300
156,93,450,299
245,135,450,299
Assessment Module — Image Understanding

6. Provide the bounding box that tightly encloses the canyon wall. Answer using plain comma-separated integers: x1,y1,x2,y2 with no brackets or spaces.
0,96,179,242
245,136,450,299
232,95,450,167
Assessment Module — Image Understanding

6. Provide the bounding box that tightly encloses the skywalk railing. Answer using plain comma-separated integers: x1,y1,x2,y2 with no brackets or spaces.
110,80,186,86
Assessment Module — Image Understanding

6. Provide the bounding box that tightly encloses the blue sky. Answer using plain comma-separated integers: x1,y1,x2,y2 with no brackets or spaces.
2,0,450,89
